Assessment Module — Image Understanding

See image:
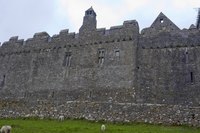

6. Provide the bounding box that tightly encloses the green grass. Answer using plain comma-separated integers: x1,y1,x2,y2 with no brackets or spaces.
0,118,199,133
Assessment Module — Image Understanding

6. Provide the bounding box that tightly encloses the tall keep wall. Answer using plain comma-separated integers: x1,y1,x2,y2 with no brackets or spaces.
0,20,139,104
137,32,200,106
136,12,200,106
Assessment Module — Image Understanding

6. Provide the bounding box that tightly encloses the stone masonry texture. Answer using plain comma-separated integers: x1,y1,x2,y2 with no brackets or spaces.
0,7,200,126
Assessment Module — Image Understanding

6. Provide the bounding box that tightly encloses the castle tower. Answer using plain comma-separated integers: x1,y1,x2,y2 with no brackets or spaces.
197,8,200,29
79,7,97,35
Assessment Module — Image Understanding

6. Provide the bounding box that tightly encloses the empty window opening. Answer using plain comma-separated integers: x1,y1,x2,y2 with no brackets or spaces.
98,49,105,65
115,50,120,57
87,11,93,15
190,72,194,83
63,52,72,67
160,18,164,23
89,91,92,98
0,75,5,87
51,91,54,98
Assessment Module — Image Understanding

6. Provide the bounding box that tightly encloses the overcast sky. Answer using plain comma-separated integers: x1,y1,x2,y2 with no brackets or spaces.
0,0,200,44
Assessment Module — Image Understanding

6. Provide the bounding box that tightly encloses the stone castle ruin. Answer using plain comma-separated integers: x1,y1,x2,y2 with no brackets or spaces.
0,7,200,126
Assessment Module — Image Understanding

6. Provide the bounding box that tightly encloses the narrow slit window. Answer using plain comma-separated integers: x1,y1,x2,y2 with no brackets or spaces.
0,75,5,87
98,49,105,65
63,52,72,67
190,72,194,83
89,91,92,98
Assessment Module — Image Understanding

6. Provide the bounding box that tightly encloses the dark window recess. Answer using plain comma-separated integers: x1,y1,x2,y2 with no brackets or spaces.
63,52,72,67
0,75,5,87
190,72,194,83
87,11,93,15
160,18,164,23
49,91,54,98
52,91,54,98
98,49,105,65
89,91,92,98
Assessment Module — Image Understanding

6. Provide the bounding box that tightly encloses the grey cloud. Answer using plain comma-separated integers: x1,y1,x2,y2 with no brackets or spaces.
0,0,63,43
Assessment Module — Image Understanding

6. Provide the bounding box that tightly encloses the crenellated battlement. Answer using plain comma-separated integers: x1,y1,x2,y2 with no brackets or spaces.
140,30,200,49
0,19,139,57
1,24,199,57
1,11,199,55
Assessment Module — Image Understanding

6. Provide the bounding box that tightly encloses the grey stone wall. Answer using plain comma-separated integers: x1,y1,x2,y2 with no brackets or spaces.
136,46,200,106
1,99,200,127
0,8,200,126
0,13,139,104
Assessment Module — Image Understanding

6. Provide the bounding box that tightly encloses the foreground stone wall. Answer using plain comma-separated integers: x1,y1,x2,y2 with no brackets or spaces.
0,99,200,126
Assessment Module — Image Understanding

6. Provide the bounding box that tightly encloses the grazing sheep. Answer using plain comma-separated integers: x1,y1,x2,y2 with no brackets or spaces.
101,124,106,132
58,115,64,121
0,125,11,133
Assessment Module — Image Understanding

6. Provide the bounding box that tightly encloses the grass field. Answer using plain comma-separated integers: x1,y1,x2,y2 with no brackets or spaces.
0,118,200,133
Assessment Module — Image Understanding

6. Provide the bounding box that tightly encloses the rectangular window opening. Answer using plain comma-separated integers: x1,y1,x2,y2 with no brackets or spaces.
89,91,92,98
115,50,120,57
0,75,5,87
98,49,105,65
63,52,72,67
114,49,120,59
190,72,194,83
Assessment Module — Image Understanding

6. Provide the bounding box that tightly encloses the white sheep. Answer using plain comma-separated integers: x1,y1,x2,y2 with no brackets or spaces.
58,115,64,121
100,124,106,132
0,125,11,133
